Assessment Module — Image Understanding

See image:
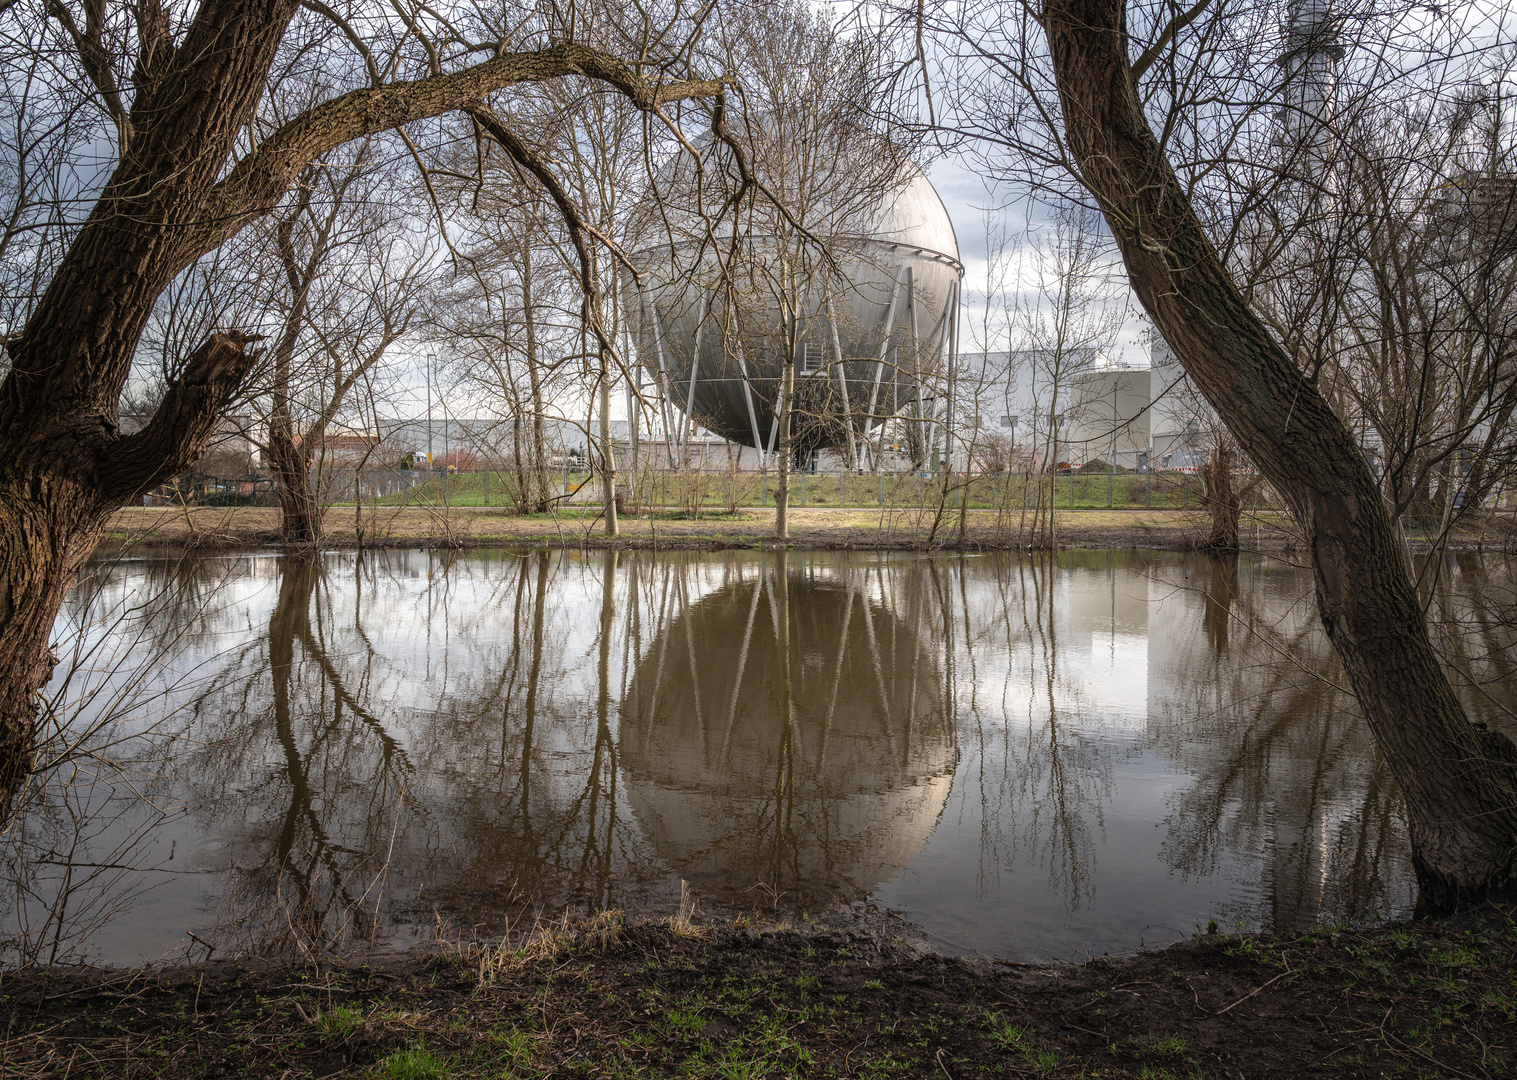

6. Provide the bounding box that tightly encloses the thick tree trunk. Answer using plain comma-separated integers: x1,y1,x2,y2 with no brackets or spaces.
1044,0,1517,905
0,482,106,814
0,334,257,820
1202,448,1241,551
268,421,319,543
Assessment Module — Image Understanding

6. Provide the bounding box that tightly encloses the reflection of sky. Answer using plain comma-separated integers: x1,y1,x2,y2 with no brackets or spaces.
8,549,1459,965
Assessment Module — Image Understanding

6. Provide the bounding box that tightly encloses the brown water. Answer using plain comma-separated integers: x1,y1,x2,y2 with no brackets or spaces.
5,548,1513,966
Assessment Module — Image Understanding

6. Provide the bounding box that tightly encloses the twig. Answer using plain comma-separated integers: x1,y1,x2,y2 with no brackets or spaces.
1187,976,1209,1014
1385,1029,1484,1080
1061,1022,1110,1040
186,930,216,961
1214,961,1293,1016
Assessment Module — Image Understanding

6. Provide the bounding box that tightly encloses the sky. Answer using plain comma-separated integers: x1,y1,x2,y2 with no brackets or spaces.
924,157,1154,369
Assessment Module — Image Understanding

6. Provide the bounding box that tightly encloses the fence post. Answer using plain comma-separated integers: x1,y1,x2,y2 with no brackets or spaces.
483,469,489,506
1108,470,1114,508
1146,472,1152,508
1069,472,1074,509
840,468,846,507
800,471,806,507
878,471,884,508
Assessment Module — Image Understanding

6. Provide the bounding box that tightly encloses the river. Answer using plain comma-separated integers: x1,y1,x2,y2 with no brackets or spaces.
5,547,1513,965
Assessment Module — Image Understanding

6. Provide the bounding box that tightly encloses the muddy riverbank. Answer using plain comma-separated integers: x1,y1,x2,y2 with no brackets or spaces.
4,905,1512,1078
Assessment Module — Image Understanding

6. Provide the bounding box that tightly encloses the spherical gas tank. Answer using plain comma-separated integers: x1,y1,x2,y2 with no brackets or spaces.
630,148,963,455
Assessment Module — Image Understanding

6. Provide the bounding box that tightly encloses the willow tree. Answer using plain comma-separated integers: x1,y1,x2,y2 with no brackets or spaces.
1027,0,1517,904
0,0,722,816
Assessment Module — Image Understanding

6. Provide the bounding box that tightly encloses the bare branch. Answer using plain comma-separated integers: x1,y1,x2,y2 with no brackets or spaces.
295,0,382,87
182,42,728,272
1130,0,1216,82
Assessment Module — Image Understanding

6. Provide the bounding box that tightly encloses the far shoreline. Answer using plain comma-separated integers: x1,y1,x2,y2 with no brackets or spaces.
98,504,1514,556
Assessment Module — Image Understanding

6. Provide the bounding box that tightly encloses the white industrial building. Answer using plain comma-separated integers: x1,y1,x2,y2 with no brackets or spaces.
947,350,1154,472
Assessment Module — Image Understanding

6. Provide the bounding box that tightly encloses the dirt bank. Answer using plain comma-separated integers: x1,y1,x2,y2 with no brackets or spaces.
101,504,1253,552
4,905,1512,1078
99,505,1515,555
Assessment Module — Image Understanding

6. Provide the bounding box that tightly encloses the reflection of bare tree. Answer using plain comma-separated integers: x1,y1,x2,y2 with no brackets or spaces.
1,552,261,964
1427,553,1517,732
1201,553,1239,654
1010,554,1113,911
409,550,650,926
178,553,416,955
1149,552,1413,929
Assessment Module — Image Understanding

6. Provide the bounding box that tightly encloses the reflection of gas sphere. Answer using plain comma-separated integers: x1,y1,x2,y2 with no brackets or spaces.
620,576,956,903
630,164,962,455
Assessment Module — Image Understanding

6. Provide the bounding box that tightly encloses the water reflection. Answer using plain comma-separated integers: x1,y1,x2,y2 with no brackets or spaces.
3,547,1512,964
621,552,955,904
1143,551,1405,932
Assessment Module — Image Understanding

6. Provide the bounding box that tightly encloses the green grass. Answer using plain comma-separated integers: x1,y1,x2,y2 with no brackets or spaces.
1133,1033,1192,1058
378,1045,452,1079
357,468,1228,513
312,1003,365,1035
987,1015,1062,1074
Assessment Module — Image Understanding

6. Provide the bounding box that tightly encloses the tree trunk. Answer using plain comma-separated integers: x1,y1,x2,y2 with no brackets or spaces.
0,334,257,820
774,358,796,540
0,0,292,812
511,408,531,514
523,256,551,515
1202,448,1241,551
599,361,619,538
0,482,105,815
268,420,319,543
0,0,296,818
1044,0,1517,905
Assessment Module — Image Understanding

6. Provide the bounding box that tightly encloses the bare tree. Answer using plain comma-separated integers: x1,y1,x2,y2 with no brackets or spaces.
259,142,432,542
0,0,726,816
1310,88,1517,546
1020,0,1517,903
1013,202,1126,546
1151,335,1266,549
537,72,653,536
440,204,568,515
